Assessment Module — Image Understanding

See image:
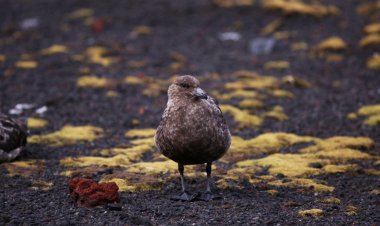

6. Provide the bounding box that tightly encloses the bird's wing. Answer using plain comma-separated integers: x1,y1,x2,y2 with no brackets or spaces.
0,114,27,152
154,106,170,151
207,95,224,118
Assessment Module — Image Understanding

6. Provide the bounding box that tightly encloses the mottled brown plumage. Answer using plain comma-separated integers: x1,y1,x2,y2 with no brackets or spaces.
0,113,27,163
155,75,231,201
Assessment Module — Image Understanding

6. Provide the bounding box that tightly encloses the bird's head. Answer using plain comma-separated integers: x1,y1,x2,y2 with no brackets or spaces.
168,75,208,101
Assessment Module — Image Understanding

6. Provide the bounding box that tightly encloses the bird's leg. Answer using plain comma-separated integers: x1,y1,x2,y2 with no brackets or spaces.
171,163,198,201
206,161,212,193
199,162,221,201
179,163,186,192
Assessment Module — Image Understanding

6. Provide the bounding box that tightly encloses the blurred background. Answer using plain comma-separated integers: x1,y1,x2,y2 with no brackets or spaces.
1,0,380,225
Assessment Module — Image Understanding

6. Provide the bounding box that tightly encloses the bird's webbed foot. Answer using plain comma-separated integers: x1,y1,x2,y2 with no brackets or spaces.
171,191,199,201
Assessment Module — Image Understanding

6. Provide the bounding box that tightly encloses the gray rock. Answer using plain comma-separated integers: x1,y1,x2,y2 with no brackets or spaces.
249,37,276,55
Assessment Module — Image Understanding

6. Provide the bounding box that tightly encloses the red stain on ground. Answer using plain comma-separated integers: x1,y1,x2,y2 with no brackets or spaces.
138,107,145,115
91,17,105,33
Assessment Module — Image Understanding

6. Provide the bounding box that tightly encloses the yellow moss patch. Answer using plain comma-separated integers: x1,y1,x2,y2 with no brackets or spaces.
263,0,339,17
271,89,294,98
106,90,119,97
40,45,68,55
97,145,154,163
27,118,48,129
124,76,144,85
226,163,261,176
323,164,358,173
291,42,308,51
0,54,6,62
232,70,261,78
124,75,173,98
358,104,380,116
260,18,283,36
227,133,374,180
20,53,34,60
79,67,91,74
270,178,334,192
28,125,104,147
142,83,163,97
240,154,322,177
127,60,147,69
239,99,265,109
315,148,371,161
298,209,324,218
370,189,380,195
77,76,111,88
131,25,152,36
345,205,359,216
264,189,278,195
367,54,380,70
264,61,289,70
299,136,374,154
60,165,113,178
212,90,262,101
225,73,279,90
86,46,118,67
30,180,54,191
227,133,316,157
130,137,155,146
15,60,38,69
125,128,156,138
67,8,94,19
326,54,344,63
346,113,358,119
282,75,311,88
320,197,341,204
356,1,380,15
126,160,178,174
364,23,380,34
257,175,275,180
212,0,254,8
265,105,288,121
363,114,380,126
274,31,296,40
100,177,163,192
2,160,45,177
359,34,380,48
315,37,346,51
170,51,186,63
327,136,374,148
227,132,376,192
365,169,380,176
361,104,380,116
60,155,130,167
216,178,244,190
169,62,184,72
219,104,263,128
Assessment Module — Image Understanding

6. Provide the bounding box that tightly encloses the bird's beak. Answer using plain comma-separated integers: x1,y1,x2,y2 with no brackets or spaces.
192,87,208,100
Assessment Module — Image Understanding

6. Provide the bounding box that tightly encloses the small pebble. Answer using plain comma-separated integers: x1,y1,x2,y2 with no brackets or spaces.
20,18,39,30
249,37,276,55
105,203,122,211
310,162,323,169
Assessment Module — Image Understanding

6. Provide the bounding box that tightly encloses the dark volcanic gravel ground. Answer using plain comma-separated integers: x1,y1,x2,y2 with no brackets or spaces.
1,0,380,225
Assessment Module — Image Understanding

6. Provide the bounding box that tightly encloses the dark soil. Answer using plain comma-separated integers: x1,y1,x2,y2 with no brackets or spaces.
1,0,380,225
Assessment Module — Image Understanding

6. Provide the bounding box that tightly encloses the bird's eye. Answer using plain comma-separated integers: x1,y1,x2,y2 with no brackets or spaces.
179,83,190,88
